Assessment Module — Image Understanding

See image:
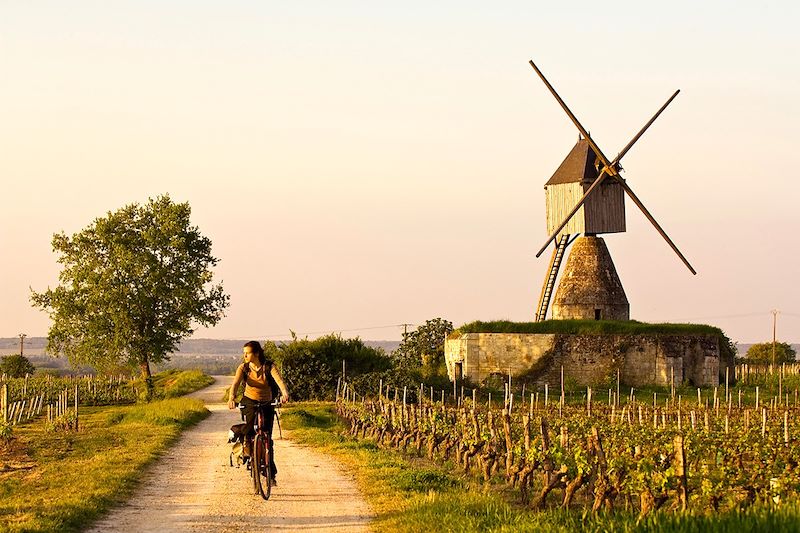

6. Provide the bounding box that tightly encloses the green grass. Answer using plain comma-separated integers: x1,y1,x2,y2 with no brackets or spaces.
151,368,214,398
281,403,800,533
456,319,727,337
0,371,213,532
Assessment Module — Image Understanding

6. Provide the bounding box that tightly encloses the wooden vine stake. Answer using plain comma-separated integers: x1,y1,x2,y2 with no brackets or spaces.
1,383,7,424
586,386,592,417
529,392,534,418
784,411,789,446
673,435,688,510
502,407,513,475
670,365,675,399
522,414,531,451
74,384,79,431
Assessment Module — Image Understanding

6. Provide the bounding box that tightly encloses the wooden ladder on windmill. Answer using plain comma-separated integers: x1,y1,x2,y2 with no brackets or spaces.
535,233,570,321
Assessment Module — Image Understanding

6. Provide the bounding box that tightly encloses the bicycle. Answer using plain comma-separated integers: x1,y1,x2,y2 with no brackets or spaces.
240,399,281,500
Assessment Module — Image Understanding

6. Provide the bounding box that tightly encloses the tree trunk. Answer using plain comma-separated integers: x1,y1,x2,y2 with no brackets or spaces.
140,359,154,400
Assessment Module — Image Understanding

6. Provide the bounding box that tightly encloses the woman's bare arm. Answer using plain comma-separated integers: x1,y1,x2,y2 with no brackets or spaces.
228,364,246,409
271,366,290,402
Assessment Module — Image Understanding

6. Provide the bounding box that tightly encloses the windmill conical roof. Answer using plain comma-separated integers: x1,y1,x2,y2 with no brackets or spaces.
545,138,598,186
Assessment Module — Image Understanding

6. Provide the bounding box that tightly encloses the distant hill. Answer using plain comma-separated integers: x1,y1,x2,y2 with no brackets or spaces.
173,338,400,355
1,337,400,357
1,336,401,376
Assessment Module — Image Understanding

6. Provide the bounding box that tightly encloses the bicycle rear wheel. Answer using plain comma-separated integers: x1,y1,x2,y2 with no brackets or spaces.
251,439,260,495
253,434,272,500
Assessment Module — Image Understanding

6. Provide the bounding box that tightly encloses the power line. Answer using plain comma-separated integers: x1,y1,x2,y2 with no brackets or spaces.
671,311,797,321
247,323,416,339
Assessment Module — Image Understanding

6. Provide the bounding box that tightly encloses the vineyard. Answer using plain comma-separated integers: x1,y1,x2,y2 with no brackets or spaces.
1,373,138,433
336,363,800,519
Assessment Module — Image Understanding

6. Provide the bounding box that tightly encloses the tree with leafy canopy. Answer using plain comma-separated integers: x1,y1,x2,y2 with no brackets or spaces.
31,195,229,397
0,354,36,378
745,342,796,364
393,318,454,370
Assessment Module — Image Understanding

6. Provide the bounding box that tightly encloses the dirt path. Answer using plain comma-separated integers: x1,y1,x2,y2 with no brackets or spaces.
86,376,372,532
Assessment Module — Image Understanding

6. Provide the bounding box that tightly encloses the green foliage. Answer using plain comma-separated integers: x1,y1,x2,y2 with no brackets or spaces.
46,410,78,432
0,421,12,443
348,368,422,401
745,341,796,364
0,354,36,378
268,334,393,401
30,195,229,393
393,318,453,369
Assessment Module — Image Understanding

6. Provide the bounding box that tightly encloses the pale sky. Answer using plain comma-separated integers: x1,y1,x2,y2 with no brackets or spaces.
1,1,798,345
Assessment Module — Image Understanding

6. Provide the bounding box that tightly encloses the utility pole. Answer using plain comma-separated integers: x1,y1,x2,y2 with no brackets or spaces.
18,333,26,356
771,310,779,366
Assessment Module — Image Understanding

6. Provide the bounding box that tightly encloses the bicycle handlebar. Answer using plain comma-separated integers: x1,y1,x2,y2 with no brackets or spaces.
238,399,283,409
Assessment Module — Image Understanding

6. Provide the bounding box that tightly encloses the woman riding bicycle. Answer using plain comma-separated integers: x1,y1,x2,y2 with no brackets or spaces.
228,341,290,484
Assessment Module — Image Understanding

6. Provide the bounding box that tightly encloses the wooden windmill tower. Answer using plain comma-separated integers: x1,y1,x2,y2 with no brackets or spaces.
530,59,696,322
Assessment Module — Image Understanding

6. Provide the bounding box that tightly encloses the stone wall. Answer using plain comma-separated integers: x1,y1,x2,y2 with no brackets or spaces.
445,332,720,387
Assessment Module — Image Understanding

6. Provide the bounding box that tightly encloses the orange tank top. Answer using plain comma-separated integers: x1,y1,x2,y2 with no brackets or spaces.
243,363,272,402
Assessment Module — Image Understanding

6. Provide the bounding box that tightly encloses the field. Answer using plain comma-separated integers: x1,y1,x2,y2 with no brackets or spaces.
326,363,800,530
0,370,212,532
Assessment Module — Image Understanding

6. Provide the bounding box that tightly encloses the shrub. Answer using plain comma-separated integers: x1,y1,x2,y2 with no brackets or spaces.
0,354,36,378
746,342,796,364
269,334,393,401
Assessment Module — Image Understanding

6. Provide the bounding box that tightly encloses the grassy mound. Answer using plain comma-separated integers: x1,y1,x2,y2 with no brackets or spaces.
456,319,725,336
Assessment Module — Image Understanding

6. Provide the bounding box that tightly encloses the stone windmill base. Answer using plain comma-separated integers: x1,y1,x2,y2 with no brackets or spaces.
551,236,629,321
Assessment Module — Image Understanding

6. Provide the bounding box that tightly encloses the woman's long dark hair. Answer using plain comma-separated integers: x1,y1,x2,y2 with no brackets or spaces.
243,340,267,366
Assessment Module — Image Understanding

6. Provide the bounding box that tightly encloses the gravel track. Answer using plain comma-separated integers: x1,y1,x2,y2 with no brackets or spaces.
86,376,372,532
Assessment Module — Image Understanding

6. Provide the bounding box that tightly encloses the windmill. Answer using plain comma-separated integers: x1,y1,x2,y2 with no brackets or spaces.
530,59,696,322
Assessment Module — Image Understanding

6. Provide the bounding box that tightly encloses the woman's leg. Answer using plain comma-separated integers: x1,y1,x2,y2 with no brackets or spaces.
241,397,256,455
264,404,277,479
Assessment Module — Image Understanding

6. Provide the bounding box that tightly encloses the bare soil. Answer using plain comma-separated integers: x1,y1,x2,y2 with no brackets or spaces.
86,376,372,532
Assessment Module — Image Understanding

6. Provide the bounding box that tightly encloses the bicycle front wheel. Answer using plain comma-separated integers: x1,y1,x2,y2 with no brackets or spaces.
253,434,272,500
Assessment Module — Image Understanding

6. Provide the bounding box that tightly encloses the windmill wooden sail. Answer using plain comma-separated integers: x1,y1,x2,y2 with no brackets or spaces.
529,59,695,321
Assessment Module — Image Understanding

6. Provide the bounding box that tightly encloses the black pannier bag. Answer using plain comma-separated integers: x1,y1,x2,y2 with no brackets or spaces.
228,423,248,443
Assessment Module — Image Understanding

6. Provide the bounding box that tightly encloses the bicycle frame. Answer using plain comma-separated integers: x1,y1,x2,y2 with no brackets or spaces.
241,400,280,500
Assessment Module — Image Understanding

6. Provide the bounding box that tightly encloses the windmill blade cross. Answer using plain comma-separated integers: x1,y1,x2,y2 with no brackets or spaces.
617,180,697,275
614,89,680,163
529,58,682,258
528,60,615,169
